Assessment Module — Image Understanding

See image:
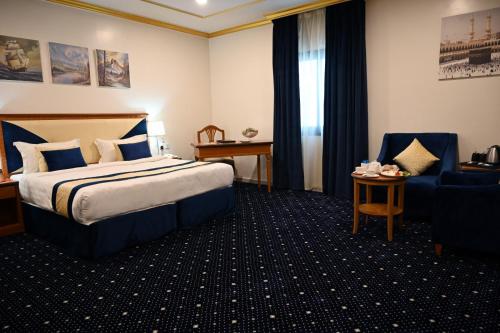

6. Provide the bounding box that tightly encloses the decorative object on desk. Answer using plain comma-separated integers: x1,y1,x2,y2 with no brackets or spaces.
147,120,165,156
439,7,500,80
96,49,130,88
216,140,236,144
0,35,43,82
49,42,90,85
242,128,258,142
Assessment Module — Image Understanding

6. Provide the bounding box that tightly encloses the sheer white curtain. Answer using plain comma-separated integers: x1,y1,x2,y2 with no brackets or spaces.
298,9,325,191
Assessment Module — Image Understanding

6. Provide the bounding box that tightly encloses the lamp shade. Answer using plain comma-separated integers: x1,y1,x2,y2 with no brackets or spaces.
147,121,165,136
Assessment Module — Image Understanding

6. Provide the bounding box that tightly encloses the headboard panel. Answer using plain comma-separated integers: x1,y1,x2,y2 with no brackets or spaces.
0,113,148,177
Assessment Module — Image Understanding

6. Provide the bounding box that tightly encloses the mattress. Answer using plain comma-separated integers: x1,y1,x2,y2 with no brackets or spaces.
17,157,234,225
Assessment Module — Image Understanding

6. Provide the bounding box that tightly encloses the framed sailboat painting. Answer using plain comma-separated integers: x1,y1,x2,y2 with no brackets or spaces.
96,49,130,88
0,35,43,82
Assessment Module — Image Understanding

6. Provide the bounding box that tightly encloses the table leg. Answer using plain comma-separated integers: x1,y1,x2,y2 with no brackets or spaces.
365,185,372,225
265,154,271,193
397,183,405,229
387,184,395,241
257,155,261,191
353,180,360,235
15,189,24,230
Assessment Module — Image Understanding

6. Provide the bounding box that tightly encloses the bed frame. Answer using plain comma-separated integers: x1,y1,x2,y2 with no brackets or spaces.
0,113,235,258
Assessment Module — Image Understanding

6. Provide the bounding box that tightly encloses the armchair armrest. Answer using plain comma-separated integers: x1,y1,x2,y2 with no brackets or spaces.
376,134,391,164
439,134,458,173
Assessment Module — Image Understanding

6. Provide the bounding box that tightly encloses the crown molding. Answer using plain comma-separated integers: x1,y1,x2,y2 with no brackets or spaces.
209,19,271,38
141,0,264,19
265,0,349,20
45,0,209,38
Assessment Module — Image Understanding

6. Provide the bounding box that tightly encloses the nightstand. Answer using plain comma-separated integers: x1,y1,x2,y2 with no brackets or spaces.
0,178,24,236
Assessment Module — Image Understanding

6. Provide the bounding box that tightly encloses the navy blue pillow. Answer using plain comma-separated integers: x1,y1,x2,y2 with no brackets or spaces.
118,140,152,161
41,147,87,172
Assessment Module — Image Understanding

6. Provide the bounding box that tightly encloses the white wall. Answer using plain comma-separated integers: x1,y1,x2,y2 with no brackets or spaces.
209,0,500,183
366,0,500,161
209,25,274,182
0,0,211,160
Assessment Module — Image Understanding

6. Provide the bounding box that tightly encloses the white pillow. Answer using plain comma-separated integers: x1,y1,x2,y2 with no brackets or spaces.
95,134,147,163
13,139,81,174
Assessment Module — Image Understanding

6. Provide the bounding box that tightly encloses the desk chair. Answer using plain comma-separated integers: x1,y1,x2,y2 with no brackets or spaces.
197,125,235,172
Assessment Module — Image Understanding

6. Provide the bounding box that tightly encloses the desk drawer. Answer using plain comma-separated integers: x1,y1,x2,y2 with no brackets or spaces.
0,186,17,200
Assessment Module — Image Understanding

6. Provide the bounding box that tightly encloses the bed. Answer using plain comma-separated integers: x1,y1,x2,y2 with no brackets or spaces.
0,113,235,258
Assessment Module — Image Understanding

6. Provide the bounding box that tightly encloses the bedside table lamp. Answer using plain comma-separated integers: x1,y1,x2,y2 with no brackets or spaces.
147,120,166,155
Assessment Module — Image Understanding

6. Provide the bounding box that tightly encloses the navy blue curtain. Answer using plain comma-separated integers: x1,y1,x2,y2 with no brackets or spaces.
322,0,368,198
272,15,305,190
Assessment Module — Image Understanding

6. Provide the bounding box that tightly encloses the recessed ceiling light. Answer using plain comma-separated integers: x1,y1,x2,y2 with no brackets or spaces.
196,0,207,5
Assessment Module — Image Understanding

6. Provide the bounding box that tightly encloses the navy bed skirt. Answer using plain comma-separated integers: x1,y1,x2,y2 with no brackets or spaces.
23,186,235,258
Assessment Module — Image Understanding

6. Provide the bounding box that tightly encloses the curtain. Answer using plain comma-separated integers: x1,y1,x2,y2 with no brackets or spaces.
298,9,325,191
272,15,305,190
322,0,368,198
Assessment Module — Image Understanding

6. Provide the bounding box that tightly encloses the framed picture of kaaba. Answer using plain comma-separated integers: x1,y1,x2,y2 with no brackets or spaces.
439,7,500,80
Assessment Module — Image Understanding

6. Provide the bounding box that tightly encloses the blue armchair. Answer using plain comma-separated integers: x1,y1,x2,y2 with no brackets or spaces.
433,172,500,256
376,133,458,219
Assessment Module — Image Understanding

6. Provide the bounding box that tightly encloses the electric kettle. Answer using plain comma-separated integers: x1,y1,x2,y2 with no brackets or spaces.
486,145,499,164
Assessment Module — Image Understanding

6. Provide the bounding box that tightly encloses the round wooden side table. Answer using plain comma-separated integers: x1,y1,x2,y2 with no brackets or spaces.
351,173,406,241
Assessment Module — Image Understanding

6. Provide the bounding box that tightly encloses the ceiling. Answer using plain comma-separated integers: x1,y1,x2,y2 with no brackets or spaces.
75,0,314,34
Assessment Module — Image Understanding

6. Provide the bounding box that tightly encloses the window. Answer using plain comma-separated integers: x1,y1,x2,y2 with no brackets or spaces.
298,9,325,137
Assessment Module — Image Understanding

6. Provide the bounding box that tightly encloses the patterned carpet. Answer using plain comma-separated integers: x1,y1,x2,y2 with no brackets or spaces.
1,183,499,332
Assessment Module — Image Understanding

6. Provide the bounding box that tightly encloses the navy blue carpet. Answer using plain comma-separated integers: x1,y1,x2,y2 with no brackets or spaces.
1,183,499,332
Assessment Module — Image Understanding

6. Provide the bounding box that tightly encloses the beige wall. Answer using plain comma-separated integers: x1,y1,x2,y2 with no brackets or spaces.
209,25,274,182
366,0,500,161
0,0,212,160
209,0,500,183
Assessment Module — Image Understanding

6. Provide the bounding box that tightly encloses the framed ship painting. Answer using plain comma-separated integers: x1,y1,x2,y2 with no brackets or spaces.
49,42,90,85
0,35,43,82
96,49,130,88
439,7,500,80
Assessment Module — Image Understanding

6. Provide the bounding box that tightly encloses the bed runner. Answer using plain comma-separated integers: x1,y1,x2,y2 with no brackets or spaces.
51,161,210,219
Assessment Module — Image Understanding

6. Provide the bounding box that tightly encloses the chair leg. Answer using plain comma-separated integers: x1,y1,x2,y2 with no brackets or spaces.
434,243,443,256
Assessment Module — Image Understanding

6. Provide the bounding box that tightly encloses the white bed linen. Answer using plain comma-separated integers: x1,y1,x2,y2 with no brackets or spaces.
17,157,234,225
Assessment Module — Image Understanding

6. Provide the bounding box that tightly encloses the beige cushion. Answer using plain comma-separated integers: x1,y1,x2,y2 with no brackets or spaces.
393,139,439,176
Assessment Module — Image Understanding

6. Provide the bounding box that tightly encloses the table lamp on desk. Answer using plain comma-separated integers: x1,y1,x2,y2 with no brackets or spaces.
147,120,166,156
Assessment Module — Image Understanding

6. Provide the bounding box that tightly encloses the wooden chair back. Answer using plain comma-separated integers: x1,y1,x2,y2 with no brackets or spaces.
197,125,225,143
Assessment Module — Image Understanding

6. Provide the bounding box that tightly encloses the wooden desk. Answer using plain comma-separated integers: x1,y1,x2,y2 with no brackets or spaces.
459,162,500,173
192,141,273,192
